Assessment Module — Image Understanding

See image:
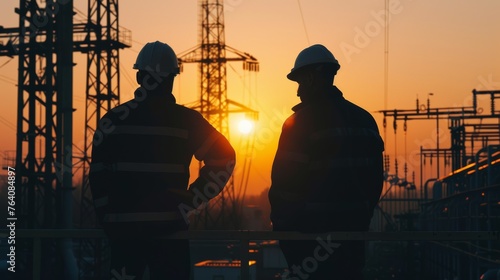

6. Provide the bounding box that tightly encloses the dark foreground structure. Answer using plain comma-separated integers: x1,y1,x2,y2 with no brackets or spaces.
0,0,499,278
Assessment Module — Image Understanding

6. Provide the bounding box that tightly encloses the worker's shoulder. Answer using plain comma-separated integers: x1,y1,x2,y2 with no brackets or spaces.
99,98,149,122
171,103,206,119
342,99,376,121
100,101,130,122
283,103,318,131
102,100,202,118
343,99,371,113
166,103,215,128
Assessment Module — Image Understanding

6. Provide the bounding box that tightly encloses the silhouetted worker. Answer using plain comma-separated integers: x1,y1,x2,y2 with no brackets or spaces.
268,44,384,280
89,41,235,280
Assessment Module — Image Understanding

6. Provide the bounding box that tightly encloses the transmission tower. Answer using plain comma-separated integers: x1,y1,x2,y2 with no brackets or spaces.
75,0,130,229
178,0,259,229
0,1,76,278
74,1,131,278
0,0,67,230
0,0,130,278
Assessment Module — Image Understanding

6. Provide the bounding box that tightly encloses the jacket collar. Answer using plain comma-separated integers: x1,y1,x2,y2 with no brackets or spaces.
134,87,177,104
292,86,344,112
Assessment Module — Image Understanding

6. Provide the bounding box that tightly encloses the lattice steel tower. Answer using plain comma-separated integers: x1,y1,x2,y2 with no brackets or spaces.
0,1,76,278
178,0,259,229
75,0,131,229
0,0,130,278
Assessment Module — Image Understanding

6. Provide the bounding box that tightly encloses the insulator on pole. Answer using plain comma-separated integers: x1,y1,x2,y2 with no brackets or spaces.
473,89,477,113
384,155,390,172
491,92,495,114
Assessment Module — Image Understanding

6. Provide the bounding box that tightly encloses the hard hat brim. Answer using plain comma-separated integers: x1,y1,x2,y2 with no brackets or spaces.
287,70,299,81
288,44,340,81
287,62,340,81
133,65,180,77
287,65,308,81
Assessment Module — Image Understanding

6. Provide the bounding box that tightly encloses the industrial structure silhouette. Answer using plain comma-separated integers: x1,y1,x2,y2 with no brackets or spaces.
0,0,499,279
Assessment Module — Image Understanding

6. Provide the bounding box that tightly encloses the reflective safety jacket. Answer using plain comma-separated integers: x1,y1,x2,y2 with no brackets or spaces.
90,89,235,231
269,86,384,232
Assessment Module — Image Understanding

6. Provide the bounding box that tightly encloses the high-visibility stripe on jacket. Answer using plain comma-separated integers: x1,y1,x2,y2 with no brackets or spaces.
89,90,235,227
269,86,384,231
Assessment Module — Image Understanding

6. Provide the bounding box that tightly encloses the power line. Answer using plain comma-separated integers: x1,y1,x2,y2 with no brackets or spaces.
0,73,16,82
0,58,14,69
127,47,140,54
120,63,136,88
0,116,16,131
73,6,87,22
119,63,138,100
384,0,390,111
132,39,144,46
0,75,16,85
297,0,310,45
73,6,86,18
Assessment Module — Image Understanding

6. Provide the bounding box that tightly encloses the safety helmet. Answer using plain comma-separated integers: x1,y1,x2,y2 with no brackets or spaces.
287,44,340,81
133,41,180,77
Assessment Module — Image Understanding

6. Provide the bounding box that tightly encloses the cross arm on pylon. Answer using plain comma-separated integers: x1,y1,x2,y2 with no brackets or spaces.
225,45,259,72
0,24,131,57
226,99,258,120
177,44,259,72
177,44,202,64
225,45,257,61
0,27,20,57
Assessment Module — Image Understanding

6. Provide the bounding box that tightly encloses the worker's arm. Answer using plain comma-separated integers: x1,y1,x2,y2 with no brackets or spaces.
187,117,236,208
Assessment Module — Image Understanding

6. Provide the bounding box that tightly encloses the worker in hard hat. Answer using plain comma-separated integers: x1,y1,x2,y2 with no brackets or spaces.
268,44,384,279
89,41,236,279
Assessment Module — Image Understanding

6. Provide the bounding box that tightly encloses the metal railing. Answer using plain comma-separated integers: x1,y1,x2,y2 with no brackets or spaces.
0,229,498,280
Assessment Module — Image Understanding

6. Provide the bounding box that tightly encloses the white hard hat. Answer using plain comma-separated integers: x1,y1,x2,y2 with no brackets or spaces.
133,41,180,77
287,44,340,81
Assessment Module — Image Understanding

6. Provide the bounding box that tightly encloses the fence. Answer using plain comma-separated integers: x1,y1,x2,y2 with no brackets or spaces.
0,229,498,280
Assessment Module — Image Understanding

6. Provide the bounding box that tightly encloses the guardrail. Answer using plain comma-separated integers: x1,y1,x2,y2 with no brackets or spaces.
0,229,498,280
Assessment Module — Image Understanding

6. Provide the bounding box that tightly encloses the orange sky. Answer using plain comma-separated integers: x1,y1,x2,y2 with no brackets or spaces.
0,0,499,196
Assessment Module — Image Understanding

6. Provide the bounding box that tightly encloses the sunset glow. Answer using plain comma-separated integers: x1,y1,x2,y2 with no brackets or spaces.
237,119,254,135
0,1,499,196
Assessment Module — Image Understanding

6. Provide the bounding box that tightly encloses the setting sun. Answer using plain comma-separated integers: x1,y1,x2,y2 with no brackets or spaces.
0,1,499,279
237,119,254,135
